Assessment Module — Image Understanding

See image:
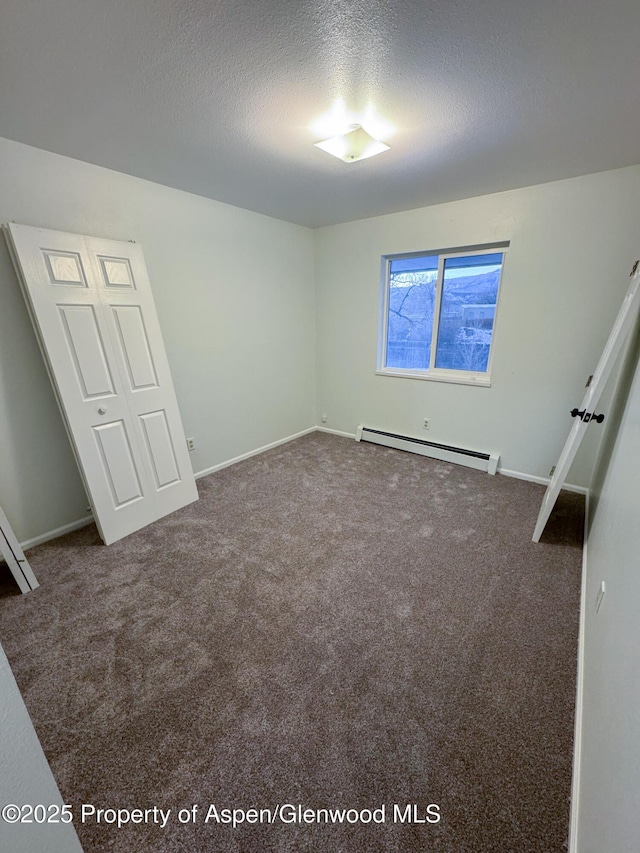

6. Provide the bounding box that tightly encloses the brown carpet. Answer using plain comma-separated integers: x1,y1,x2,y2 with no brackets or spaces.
0,432,583,852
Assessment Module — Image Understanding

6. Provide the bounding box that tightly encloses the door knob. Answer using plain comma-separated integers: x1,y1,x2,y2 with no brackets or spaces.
570,407,604,424
98,407,107,415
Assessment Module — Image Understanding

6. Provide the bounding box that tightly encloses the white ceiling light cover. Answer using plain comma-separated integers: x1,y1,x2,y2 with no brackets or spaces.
314,125,391,163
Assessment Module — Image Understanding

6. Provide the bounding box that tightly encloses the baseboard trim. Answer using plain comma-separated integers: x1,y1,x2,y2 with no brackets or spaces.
314,438,590,491
568,490,589,853
20,515,94,550
194,427,317,480
499,466,589,495
21,432,589,551
315,426,358,439
18,428,319,548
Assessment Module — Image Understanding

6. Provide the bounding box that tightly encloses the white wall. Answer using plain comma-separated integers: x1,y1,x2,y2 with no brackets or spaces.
0,645,84,852
0,137,316,543
573,322,640,852
314,167,640,485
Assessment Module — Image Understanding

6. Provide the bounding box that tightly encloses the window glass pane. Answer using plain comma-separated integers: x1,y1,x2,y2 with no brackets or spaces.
385,255,438,369
389,254,438,275
434,253,503,372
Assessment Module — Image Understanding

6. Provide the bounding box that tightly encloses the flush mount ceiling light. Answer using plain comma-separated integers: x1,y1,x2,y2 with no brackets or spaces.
314,124,390,163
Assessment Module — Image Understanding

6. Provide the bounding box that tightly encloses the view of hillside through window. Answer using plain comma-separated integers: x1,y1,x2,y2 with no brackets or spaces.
384,250,504,375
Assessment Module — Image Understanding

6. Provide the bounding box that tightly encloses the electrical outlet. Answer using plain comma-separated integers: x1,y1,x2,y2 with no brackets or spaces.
186,438,195,451
423,418,430,430
595,580,606,612
321,413,328,424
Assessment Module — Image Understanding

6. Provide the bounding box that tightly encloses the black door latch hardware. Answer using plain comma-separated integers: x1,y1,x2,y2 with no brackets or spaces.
570,408,605,424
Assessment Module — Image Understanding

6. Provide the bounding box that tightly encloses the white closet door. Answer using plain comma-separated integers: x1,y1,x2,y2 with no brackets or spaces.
532,263,640,542
5,224,198,545
0,506,39,593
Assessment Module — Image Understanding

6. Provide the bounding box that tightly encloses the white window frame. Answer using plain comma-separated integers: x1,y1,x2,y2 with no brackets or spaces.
377,243,508,387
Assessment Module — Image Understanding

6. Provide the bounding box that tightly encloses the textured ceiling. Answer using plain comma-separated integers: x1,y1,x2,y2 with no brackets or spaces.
1,0,640,228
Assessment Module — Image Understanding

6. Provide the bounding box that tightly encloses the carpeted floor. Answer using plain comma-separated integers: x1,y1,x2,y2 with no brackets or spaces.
0,432,583,852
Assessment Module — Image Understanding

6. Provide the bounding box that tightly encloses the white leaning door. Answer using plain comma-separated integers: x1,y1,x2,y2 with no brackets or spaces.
532,261,640,542
5,224,198,545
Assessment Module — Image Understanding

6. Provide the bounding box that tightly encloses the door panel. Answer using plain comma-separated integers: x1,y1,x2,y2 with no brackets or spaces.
58,305,117,399
139,411,181,488
5,224,198,545
93,420,145,507
43,250,88,286
98,255,136,288
111,305,159,390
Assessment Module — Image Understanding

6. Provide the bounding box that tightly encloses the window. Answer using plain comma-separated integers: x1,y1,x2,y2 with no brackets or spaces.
378,244,507,386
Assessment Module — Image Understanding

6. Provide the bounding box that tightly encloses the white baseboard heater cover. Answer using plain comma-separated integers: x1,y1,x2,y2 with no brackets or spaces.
356,425,499,475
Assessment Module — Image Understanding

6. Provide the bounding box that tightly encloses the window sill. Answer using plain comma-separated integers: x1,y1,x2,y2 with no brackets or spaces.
375,368,491,387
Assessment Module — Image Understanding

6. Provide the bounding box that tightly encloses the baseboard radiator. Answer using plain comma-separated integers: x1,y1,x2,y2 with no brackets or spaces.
355,425,499,475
